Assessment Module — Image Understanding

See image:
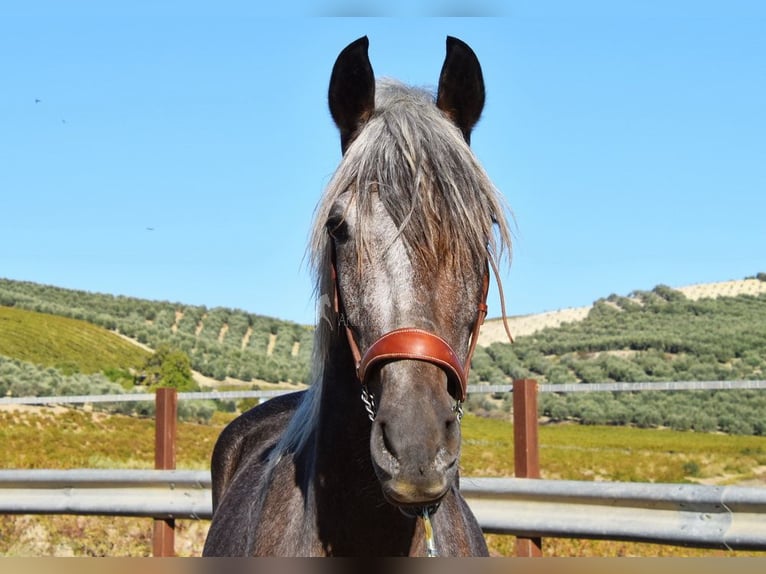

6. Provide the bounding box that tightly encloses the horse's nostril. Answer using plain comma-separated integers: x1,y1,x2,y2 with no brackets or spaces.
379,421,398,459
445,415,461,445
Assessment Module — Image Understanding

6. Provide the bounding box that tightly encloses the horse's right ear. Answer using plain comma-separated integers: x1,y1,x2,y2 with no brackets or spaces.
437,36,485,145
328,36,375,154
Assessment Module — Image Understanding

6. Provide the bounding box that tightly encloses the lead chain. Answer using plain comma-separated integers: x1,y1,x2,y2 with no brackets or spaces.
453,400,464,423
360,385,376,422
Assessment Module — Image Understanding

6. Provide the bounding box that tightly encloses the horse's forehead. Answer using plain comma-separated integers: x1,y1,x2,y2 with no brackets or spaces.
330,184,397,237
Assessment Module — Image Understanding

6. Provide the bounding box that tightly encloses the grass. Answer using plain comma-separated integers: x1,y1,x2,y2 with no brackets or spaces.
460,415,766,484
0,408,219,469
0,306,149,374
0,408,764,556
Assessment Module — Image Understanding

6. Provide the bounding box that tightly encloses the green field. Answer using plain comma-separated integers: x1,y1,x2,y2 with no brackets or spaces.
0,279,313,385
461,415,766,484
0,306,148,375
0,407,764,556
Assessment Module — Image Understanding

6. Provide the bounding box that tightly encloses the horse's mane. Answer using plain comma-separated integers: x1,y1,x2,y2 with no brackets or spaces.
271,80,513,462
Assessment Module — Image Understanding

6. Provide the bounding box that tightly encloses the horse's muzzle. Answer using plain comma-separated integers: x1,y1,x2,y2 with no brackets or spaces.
380,476,451,508
370,414,459,507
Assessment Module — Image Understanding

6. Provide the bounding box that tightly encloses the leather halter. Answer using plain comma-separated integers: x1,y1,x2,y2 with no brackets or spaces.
331,257,489,403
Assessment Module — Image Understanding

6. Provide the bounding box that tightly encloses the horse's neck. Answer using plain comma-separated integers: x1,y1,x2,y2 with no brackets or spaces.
308,340,421,555
315,339,375,478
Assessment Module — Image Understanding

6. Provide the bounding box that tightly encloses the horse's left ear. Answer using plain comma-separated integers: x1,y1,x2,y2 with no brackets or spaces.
329,36,376,154
436,36,485,145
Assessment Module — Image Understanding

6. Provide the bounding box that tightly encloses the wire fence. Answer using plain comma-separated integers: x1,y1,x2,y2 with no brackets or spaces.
1,380,764,406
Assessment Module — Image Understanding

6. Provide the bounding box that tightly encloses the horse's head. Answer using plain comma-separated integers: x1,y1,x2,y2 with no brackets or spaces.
315,36,510,512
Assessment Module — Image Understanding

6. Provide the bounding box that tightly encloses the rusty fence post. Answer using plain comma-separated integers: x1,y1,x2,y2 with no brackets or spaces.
513,378,542,557
153,388,177,557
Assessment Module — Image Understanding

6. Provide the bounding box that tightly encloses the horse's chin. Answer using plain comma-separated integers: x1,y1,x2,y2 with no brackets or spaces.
398,502,441,519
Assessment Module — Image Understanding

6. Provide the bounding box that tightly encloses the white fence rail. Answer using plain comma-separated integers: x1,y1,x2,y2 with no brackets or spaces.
1,470,764,550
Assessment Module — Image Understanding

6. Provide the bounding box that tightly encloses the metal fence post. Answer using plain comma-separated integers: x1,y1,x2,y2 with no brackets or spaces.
513,378,542,557
153,388,177,557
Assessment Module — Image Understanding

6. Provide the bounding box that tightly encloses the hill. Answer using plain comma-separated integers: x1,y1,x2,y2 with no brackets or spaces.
0,278,312,386
472,279,766,386
466,277,766,435
479,276,766,344
0,306,149,375
0,305,154,404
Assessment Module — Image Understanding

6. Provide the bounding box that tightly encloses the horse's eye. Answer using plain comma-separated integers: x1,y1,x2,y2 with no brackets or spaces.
326,216,350,243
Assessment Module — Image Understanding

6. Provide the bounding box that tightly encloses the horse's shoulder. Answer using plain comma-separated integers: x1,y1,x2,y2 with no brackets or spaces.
210,390,305,510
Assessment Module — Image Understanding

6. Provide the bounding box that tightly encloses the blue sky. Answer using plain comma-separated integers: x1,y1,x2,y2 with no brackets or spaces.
2,2,765,325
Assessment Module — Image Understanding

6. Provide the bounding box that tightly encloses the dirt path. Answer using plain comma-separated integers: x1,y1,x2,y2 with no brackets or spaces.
266,333,277,356
241,326,253,350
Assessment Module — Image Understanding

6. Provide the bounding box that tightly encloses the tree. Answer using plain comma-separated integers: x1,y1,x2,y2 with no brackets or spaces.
141,344,198,391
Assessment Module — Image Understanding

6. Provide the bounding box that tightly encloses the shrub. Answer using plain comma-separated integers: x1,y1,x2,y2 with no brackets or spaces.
691,413,718,433
177,400,216,423
666,413,693,432
633,405,663,428
539,393,570,421
682,460,701,477
141,345,198,392
723,418,755,436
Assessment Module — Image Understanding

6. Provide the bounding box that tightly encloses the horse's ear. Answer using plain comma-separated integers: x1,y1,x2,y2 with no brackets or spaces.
436,36,485,145
329,36,375,154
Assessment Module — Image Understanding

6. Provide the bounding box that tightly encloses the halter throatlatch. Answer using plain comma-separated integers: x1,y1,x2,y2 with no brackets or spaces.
331,257,489,419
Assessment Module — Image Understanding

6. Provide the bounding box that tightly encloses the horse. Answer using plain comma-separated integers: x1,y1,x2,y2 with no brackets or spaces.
203,35,512,557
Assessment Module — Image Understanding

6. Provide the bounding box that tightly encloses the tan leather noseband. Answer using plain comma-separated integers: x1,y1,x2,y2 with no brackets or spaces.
332,259,489,404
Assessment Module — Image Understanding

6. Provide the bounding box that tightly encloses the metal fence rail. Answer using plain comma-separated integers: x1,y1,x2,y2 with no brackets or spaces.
536,380,766,393
0,469,210,519
461,477,766,550
1,469,764,550
1,380,764,406
0,388,295,406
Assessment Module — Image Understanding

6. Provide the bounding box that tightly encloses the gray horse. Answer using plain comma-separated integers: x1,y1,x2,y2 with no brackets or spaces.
203,35,511,557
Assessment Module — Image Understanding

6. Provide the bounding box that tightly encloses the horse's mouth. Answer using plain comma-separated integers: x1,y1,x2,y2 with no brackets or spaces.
379,478,449,510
